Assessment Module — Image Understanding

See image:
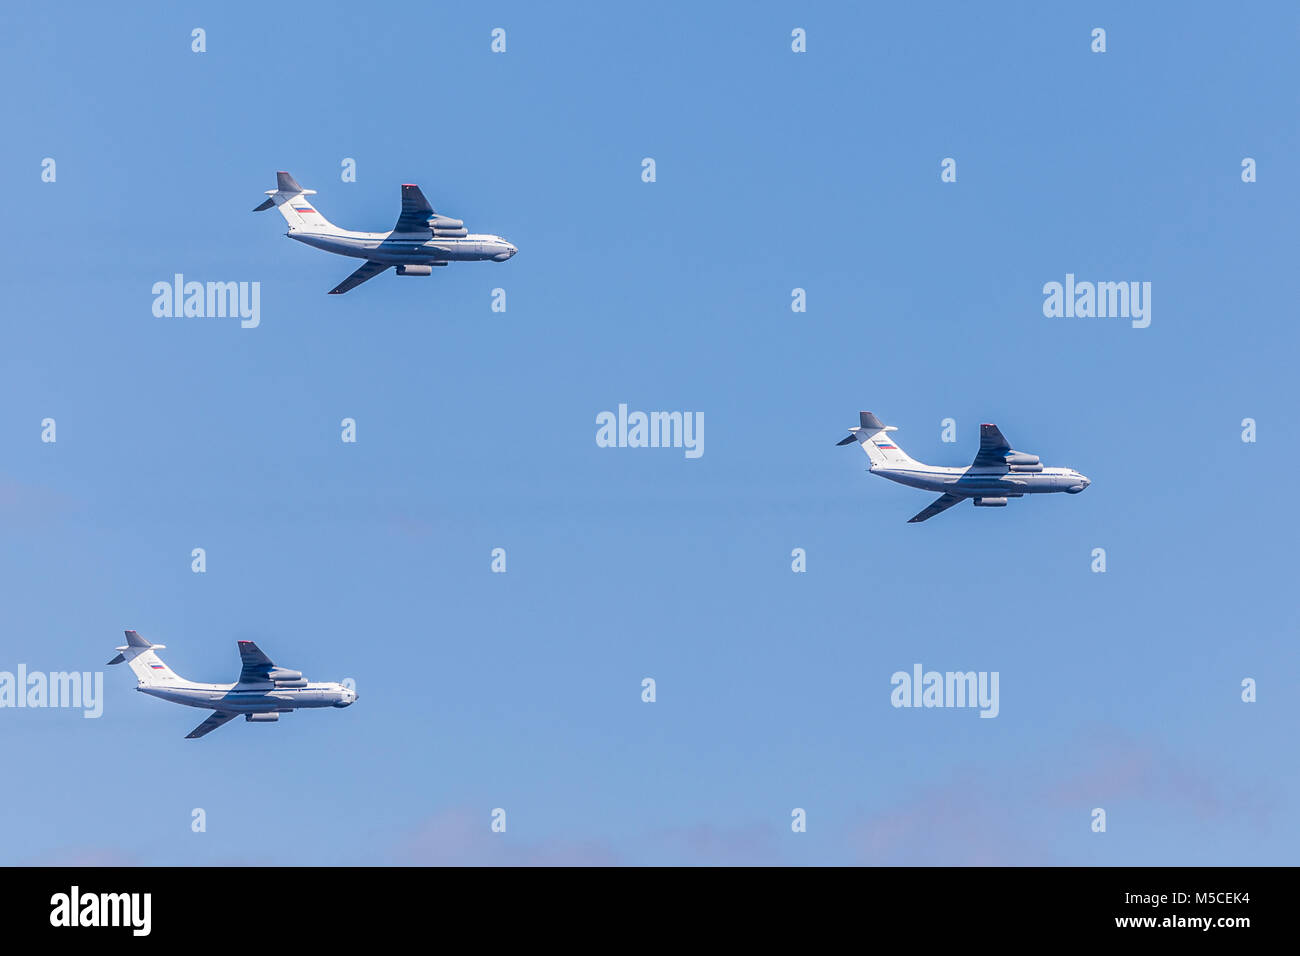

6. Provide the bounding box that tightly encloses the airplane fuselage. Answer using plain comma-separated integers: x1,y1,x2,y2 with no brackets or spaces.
873,463,1090,497
290,227,517,264
140,680,355,713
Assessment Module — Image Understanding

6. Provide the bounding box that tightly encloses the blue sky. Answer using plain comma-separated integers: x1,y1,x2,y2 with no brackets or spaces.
0,1,1296,865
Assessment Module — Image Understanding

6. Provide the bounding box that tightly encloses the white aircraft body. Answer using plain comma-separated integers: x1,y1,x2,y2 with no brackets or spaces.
254,171,516,294
107,630,356,738
839,411,1090,522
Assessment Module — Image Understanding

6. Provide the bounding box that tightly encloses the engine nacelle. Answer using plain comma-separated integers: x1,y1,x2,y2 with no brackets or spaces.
430,217,464,230
245,712,279,722
267,667,302,682
274,678,309,688
432,227,469,238
1004,452,1040,466
397,264,433,276
1008,463,1043,473
974,497,1008,507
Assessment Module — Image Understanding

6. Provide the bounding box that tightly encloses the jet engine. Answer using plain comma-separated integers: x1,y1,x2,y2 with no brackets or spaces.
245,713,280,722
397,264,433,276
430,216,468,238
267,667,302,681
1004,451,1042,473
973,497,1008,507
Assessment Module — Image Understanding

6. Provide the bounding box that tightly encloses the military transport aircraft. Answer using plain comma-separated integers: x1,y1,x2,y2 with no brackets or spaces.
254,171,516,294
838,411,1090,522
108,630,356,738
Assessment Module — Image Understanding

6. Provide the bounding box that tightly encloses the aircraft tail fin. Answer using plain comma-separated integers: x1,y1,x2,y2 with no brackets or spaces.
254,171,333,231
836,411,915,467
107,630,183,687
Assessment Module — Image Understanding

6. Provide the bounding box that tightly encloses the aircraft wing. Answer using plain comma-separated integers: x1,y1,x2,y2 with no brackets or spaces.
185,711,238,739
907,493,964,523
237,640,276,682
971,423,1013,467
393,184,436,233
328,260,390,295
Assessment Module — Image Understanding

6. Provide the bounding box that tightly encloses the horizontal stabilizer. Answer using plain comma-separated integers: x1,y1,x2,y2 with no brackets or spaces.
838,410,912,466
108,630,177,684
254,171,327,230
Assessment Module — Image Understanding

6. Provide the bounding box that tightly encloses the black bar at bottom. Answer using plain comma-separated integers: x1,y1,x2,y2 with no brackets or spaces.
0,865,1277,941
